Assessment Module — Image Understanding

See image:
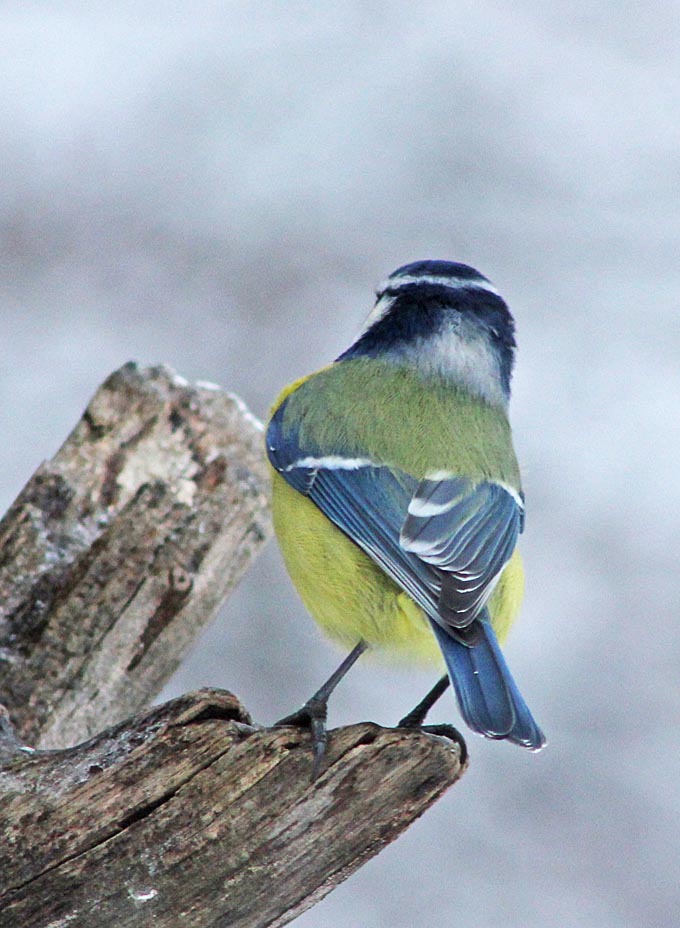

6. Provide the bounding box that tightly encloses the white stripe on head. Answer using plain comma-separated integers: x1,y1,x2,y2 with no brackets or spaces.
357,292,396,337
357,272,499,339
377,273,500,298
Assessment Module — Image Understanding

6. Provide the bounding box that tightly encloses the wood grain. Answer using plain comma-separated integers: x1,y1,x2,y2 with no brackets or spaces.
0,363,271,748
0,364,467,928
0,689,465,928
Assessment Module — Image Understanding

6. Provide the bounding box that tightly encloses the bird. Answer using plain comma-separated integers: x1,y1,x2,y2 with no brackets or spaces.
266,259,546,775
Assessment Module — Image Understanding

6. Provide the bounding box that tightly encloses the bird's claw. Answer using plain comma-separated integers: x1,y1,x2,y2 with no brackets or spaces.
419,723,468,766
397,710,468,765
275,698,329,780
397,707,427,729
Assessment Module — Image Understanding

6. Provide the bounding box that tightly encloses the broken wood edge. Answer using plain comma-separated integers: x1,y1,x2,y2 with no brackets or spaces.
0,362,272,747
0,687,466,928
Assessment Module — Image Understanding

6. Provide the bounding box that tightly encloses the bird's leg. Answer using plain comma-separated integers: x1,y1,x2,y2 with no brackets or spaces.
275,640,368,778
398,675,450,727
398,675,468,764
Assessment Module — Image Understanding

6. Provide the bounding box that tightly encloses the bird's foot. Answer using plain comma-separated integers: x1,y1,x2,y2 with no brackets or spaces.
397,676,466,762
275,697,328,780
397,706,429,729
397,675,451,729
399,719,468,766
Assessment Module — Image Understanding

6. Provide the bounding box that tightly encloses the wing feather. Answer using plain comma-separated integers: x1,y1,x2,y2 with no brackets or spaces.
401,476,522,626
267,400,523,635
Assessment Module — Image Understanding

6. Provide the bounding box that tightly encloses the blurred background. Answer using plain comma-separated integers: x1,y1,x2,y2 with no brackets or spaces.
1,3,678,926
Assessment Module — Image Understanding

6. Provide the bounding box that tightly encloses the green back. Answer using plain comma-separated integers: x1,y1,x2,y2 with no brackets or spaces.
281,358,521,487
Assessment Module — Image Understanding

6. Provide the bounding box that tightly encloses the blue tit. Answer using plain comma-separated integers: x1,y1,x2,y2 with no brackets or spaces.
267,260,545,772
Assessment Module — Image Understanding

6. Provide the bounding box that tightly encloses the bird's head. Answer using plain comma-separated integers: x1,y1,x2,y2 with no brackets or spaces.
339,260,517,407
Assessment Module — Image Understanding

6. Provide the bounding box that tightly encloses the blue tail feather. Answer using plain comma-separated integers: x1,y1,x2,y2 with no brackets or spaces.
431,616,546,750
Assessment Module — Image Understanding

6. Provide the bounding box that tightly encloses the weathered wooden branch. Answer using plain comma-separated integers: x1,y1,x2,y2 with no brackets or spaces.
0,364,466,928
0,362,270,749
0,689,463,928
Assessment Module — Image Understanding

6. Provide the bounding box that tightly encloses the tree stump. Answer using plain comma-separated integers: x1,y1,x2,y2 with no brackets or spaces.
0,363,466,928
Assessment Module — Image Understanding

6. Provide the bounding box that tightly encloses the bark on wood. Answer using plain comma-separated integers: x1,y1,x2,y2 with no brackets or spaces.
0,362,271,748
0,689,465,928
0,363,467,928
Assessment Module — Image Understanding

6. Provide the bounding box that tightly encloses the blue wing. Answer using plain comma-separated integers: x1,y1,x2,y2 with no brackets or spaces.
267,399,545,748
268,400,522,636
400,475,523,627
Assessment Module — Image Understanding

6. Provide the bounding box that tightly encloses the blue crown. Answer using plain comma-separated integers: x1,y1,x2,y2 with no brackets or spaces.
378,260,498,298
338,260,516,400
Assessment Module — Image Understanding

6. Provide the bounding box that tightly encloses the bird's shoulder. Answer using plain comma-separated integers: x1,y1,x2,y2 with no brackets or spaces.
268,358,519,485
270,357,492,436
268,362,336,415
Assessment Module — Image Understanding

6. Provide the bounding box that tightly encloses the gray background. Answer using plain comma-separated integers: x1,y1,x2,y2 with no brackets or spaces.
1,3,678,926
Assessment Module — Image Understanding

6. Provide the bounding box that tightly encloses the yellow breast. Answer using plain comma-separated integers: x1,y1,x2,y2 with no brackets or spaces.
272,470,524,664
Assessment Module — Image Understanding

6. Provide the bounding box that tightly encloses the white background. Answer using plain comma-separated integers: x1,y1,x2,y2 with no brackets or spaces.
1,4,678,926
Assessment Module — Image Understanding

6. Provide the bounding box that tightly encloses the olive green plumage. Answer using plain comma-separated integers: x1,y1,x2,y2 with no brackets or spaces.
270,359,525,663
279,358,521,485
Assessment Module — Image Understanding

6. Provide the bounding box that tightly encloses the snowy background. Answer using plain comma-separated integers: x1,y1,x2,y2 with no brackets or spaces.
1,3,679,926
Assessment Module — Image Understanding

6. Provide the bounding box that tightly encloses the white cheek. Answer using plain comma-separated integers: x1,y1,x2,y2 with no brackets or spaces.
357,295,395,337
419,331,507,407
